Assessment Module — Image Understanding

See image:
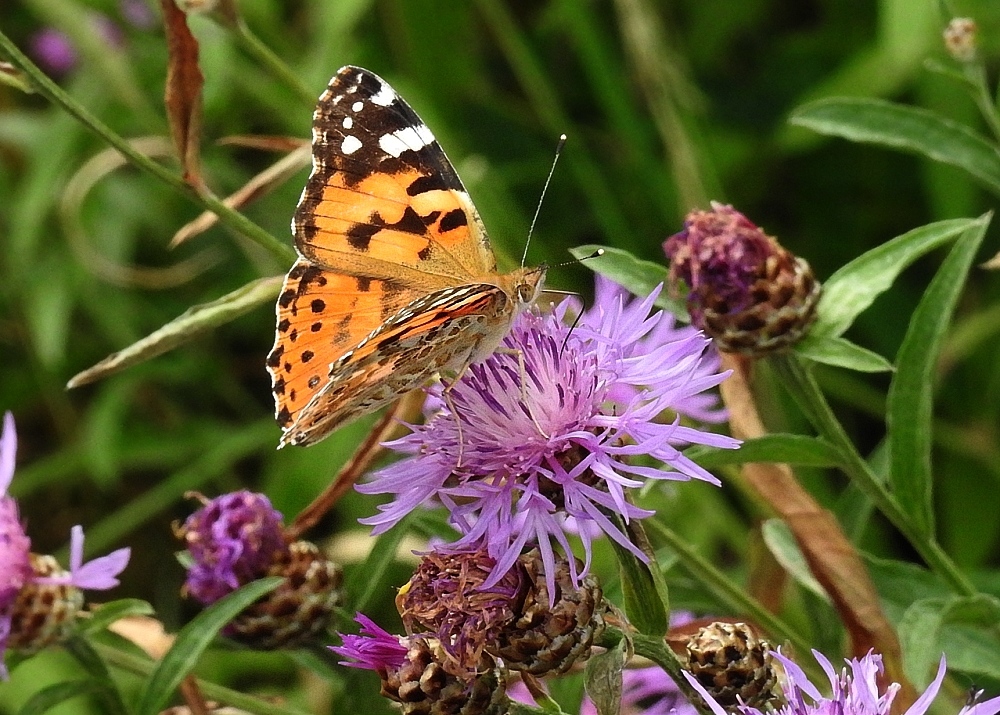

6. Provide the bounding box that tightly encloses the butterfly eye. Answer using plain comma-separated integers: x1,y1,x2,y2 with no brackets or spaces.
516,283,535,304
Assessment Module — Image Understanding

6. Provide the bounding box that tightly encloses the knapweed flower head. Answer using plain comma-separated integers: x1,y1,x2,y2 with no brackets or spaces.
177,491,344,648
664,202,821,355
397,547,605,678
685,649,1000,715
360,277,737,595
333,614,509,715
178,490,287,604
0,412,130,679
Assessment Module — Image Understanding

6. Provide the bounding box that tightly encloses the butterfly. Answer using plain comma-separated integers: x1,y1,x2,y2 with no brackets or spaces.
267,66,547,447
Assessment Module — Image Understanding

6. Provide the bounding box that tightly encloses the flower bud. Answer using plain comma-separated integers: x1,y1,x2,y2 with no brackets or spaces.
944,18,978,63
664,202,820,355
6,555,83,654
684,621,782,711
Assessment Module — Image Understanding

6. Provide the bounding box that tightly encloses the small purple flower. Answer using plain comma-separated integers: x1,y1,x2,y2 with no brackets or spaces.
360,277,737,593
0,412,129,680
29,29,77,75
684,650,993,715
331,613,408,671
179,491,287,604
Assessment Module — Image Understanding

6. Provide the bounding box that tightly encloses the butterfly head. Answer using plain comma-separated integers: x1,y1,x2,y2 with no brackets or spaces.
511,265,548,313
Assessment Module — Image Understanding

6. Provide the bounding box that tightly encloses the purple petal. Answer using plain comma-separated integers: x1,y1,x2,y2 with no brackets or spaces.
72,547,131,589
0,412,16,495
904,655,947,715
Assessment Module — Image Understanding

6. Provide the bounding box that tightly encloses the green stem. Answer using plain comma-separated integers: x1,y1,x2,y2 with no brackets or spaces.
94,643,312,715
644,520,815,659
770,353,976,596
965,63,1000,144
0,29,296,265
233,19,317,107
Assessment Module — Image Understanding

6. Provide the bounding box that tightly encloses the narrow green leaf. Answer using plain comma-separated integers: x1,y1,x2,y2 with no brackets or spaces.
887,216,990,535
353,512,415,613
790,98,1000,195
585,637,627,715
761,519,831,602
135,577,282,715
64,635,112,680
812,218,975,339
795,335,893,373
67,275,283,388
608,535,668,637
687,434,843,468
19,680,125,715
898,597,951,688
78,598,155,635
569,245,686,317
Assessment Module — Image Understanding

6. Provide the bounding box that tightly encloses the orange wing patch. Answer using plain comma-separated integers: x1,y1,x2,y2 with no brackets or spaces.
267,259,418,429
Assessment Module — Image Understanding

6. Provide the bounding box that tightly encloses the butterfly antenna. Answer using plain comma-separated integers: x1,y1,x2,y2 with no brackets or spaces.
522,134,567,268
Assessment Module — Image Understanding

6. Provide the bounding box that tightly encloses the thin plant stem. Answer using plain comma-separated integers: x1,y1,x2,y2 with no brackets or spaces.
232,19,317,107
770,353,976,597
0,29,296,265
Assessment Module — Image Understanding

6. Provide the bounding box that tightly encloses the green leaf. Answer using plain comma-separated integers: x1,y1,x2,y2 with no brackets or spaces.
569,245,686,317
64,635,112,681
761,519,830,602
135,577,282,715
78,598,155,635
899,594,1000,687
353,511,416,613
19,680,126,715
887,216,990,535
811,218,976,339
67,275,283,388
609,533,668,637
795,335,893,373
790,98,1000,196
585,637,628,715
687,434,843,468
898,597,950,687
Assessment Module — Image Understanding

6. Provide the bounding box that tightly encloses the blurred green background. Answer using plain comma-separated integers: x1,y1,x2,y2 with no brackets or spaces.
3,0,1000,711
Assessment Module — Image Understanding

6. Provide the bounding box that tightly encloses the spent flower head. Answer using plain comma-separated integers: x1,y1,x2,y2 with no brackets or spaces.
360,277,737,593
685,650,999,715
0,412,130,679
664,202,820,355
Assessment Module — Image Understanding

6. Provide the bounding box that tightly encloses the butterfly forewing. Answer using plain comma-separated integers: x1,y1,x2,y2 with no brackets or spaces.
294,66,497,282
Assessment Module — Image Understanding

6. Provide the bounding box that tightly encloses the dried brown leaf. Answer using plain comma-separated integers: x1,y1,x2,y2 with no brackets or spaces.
171,143,311,248
719,354,917,711
161,0,205,187
217,135,309,152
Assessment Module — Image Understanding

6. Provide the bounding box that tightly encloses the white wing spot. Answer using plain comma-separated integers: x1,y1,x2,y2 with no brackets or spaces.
341,135,363,155
352,101,364,112
342,116,353,130
370,81,395,106
378,125,434,158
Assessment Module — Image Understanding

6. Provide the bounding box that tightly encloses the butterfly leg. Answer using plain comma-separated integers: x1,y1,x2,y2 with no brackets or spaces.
494,346,549,439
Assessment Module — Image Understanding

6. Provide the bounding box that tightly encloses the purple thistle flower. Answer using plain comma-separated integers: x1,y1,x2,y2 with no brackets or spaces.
0,412,129,680
331,613,408,671
684,650,994,715
179,491,287,604
360,277,738,593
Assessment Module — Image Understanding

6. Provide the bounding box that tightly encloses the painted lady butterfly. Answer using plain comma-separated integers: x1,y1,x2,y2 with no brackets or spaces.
267,66,546,447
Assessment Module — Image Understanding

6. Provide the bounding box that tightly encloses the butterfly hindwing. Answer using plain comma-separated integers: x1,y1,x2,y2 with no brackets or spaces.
267,259,421,431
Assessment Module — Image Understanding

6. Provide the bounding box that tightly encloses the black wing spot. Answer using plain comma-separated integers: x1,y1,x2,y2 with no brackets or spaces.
356,276,372,292
267,345,283,368
311,299,326,313
279,289,296,308
311,322,323,332
272,376,286,395
406,173,450,196
390,206,428,235
418,246,432,261
277,406,292,426
308,376,321,388
278,318,290,333
347,220,382,251
302,350,315,363
289,329,299,343
439,208,468,232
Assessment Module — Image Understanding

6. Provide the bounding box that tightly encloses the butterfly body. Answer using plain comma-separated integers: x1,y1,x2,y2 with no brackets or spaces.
268,66,546,447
